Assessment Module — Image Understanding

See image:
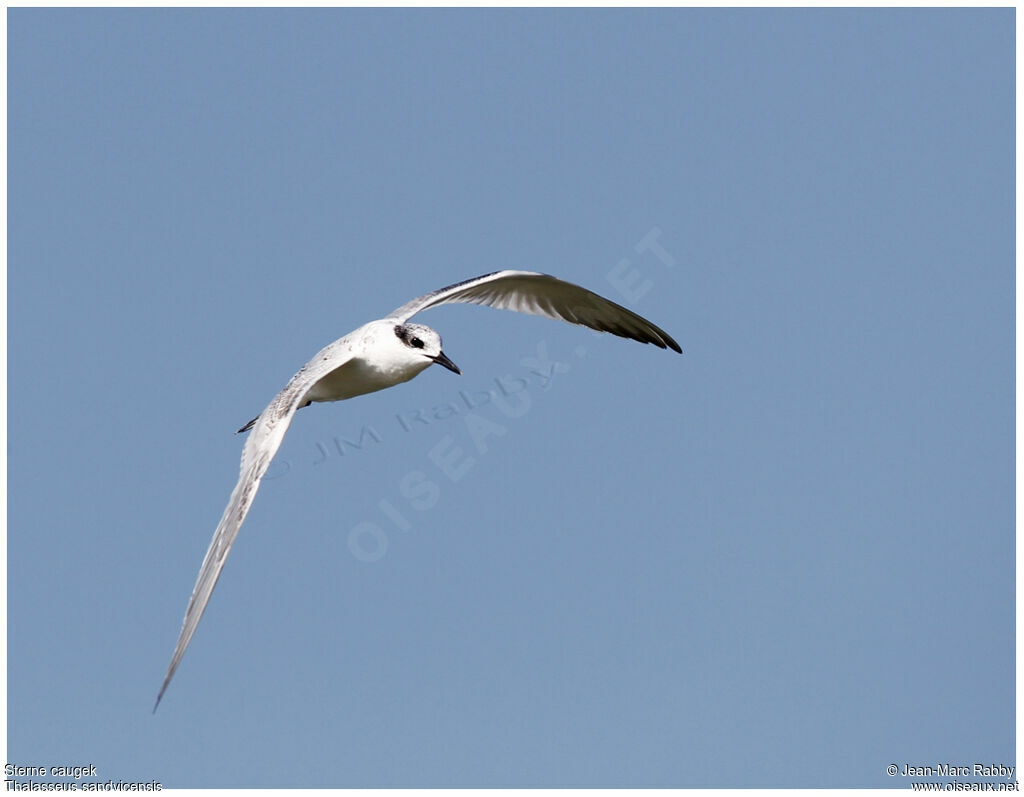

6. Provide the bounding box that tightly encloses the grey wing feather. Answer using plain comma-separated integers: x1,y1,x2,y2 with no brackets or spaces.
154,342,354,711
389,270,681,353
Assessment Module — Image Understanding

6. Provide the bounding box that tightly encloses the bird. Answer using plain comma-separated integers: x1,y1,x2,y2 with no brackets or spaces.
154,270,681,711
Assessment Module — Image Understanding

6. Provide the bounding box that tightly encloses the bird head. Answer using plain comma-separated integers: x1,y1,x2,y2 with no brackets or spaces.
393,323,461,374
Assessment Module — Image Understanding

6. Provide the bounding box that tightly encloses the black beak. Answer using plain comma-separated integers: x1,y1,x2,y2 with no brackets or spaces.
431,351,461,375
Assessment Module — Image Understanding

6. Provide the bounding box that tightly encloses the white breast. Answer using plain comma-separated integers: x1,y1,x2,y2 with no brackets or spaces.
305,352,431,403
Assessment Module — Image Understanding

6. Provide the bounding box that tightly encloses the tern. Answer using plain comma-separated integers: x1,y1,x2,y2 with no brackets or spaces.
155,270,681,711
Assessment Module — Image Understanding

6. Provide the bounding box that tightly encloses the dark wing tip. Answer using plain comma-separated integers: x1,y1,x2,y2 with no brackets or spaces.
645,334,682,354
612,318,682,354
153,666,176,713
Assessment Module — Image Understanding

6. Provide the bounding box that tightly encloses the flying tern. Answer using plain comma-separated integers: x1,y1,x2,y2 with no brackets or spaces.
155,270,681,710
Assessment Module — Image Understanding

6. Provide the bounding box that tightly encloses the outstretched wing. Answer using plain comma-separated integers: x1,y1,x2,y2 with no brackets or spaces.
154,339,356,711
388,270,681,353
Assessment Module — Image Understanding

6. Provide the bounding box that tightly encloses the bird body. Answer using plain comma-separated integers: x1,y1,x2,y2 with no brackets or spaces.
301,321,447,404
155,270,680,711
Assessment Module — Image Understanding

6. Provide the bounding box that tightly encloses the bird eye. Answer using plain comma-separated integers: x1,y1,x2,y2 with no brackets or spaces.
411,337,424,349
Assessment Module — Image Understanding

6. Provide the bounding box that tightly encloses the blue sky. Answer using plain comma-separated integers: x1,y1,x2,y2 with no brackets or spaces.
8,8,1013,788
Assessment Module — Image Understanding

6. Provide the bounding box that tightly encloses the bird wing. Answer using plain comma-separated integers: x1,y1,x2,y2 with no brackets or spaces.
154,338,357,711
388,270,681,353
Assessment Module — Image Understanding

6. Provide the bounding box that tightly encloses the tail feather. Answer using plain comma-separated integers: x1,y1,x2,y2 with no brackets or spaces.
236,416,258,434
